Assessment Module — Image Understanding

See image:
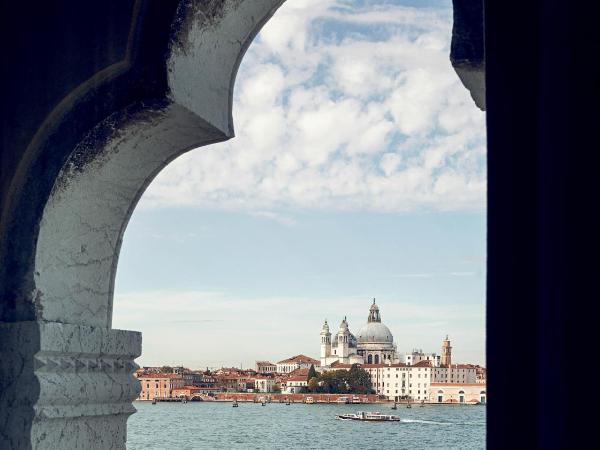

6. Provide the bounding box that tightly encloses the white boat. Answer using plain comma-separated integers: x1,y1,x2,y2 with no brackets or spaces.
336,396,349,404
351,396,362,404
305,397,315,404
337,411,400,422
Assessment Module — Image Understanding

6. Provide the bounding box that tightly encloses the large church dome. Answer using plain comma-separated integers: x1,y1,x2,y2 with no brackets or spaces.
357,322,394,343
356,299,394,344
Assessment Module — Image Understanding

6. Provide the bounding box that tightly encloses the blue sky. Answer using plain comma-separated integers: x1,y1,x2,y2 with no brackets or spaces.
112,0,486,369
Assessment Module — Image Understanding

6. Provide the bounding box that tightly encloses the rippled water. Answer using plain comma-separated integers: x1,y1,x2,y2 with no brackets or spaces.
127,401,485,449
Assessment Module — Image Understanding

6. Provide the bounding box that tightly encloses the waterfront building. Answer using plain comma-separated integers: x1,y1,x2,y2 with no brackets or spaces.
215,373,249,392
277,354,320,373
135,373,185,401
255,361,277,374
432,363,477,384
281,375,308,394
254,377,276,393
363,362,432,402
429,383,487,404
475,365,487,384
361,337,482,402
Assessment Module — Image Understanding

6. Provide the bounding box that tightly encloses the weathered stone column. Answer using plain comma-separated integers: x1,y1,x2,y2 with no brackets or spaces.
0,322,140,449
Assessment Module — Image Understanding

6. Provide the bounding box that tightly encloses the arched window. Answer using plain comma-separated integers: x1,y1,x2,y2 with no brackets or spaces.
375,355,380,364
368,355,373,364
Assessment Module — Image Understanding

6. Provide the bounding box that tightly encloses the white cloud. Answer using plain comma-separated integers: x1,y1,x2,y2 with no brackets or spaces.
140,0,486,213
113,290,485,368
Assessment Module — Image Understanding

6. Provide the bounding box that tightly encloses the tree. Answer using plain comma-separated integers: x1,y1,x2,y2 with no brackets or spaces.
272,383,281,393
318,370,347,393
159,365,173,374
308,377,319,392
347,364,374,394
307,364,318,381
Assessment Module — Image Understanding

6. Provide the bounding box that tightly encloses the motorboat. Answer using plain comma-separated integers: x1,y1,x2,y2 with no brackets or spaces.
336,396,349,404
391,402,397,410
337,411,400,422
305,397,315,404
351,396,362,404
232,399,238,407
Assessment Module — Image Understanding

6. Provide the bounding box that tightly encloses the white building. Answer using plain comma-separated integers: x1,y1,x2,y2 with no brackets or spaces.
321,300,399,367
276,355,320,374
401,349,441,367
255,361,277,374
362,336,480,401
363,362,433,402
254,377,275,393
281,375,308,394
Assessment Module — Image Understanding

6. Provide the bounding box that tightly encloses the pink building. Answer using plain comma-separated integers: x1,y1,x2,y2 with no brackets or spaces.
136,373,185,400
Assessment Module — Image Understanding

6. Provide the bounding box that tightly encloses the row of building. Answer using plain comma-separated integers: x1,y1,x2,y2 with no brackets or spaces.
134,362,319,401
135,300,486,404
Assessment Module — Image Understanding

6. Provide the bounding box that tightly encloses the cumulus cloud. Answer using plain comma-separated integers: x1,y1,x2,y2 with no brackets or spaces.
141,0,486,213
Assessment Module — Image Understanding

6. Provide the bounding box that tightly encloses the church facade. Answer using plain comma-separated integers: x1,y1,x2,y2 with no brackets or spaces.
320,300,400,367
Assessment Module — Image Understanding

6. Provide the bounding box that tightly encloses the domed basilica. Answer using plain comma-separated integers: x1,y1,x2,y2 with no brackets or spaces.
320,299,399,367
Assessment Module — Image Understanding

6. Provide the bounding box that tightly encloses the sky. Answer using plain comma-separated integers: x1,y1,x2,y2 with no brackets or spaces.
112,0,486,370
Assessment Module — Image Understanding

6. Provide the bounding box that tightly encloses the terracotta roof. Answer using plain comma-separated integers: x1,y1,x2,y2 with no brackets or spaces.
329,361,352,368
137,373,183,379
256,361,276,366
362,363,408,369
412,360,433,367
277,354,320,365
454,364,477,369
287,368,309,378
253,376,274,381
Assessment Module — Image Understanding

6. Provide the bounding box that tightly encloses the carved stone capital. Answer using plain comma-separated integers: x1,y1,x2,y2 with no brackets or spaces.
0,321,141,449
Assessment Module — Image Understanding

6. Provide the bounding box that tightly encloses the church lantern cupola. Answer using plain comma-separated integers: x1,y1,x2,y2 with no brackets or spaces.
368,298,381,323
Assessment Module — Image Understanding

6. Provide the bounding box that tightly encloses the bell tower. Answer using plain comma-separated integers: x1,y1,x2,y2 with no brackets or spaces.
320,319,331,365
441,335,452,366
337,317,350,360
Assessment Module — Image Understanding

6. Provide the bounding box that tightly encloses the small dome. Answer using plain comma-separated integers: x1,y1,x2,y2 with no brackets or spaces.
321,320,330,333
356,322,394,343
340,317,348,328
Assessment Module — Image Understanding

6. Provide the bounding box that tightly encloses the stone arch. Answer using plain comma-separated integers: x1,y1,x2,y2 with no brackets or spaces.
0,1,284,447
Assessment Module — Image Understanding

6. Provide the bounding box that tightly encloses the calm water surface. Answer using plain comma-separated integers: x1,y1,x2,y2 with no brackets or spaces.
128,401,485,449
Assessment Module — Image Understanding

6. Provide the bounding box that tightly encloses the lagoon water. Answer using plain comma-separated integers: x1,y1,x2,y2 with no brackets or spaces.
128,401,485,449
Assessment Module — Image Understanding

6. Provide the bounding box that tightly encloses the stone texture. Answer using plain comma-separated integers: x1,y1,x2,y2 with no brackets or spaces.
0,321,141,449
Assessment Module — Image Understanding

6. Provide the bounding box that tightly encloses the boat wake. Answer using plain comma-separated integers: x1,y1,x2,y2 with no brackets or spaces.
400,419,452,425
